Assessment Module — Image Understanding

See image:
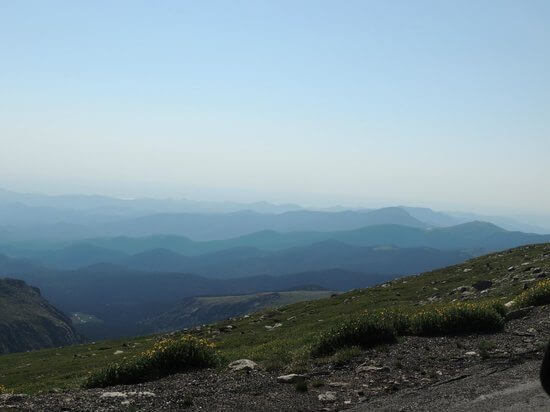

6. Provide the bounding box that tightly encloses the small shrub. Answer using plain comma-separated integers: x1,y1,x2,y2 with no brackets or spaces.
83,335,220,388
0,384,9,394
377,311,412,335
409,301,504,336
311,316,396,357
515,279,550,307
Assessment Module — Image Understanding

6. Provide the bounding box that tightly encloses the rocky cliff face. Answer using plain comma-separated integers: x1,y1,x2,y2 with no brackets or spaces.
0,278,83,354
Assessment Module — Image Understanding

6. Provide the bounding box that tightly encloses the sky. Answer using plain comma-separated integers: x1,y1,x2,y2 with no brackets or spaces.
1,1,549,214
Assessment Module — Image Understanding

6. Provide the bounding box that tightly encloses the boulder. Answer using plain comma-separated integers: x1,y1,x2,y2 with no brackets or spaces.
277,374,306,383
472,280,493,291
228,359,257,372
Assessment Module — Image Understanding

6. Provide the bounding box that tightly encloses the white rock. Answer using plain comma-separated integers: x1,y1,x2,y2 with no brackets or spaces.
127,391,156,397
101,392,127,398
114,350,124,355
465,351,478,356
228,359,257,371
277,373,307,383
504,300,516,308
318,391,337,402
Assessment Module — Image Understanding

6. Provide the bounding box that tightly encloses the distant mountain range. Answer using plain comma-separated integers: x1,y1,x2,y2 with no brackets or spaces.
1,187,550,341
1,219,549,339
1,188,549,243
0,207,426,242
2,222,548,274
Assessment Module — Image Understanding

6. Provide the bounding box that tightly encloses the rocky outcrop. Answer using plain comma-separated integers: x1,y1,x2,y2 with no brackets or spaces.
0,278,83,354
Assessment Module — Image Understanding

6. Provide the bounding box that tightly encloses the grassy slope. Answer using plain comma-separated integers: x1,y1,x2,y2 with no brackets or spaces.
1,243,548,393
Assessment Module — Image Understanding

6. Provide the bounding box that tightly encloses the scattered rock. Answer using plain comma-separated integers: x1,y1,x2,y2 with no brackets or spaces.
113,350,124,355
318,391,337,402
0,394,26,402
228,359,257,372
453,286,475,294
504,300,516,308
357,364,390,373
277,374,306,383
465,351,477,356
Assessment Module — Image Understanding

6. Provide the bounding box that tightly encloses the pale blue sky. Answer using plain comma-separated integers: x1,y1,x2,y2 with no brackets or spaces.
1,1,549,213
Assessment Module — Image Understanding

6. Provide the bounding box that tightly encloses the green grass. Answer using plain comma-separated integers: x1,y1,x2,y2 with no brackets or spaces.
0,243,548,394
83,335,220,388
310,299,505,357
407,300,505,336
515,279,550,308
311,317,396,357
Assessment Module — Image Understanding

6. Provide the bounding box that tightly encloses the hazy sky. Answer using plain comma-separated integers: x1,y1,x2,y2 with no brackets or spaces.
1,1,549,214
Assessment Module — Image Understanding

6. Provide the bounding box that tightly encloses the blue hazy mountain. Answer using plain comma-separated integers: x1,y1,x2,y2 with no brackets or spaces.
2,222,549,273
